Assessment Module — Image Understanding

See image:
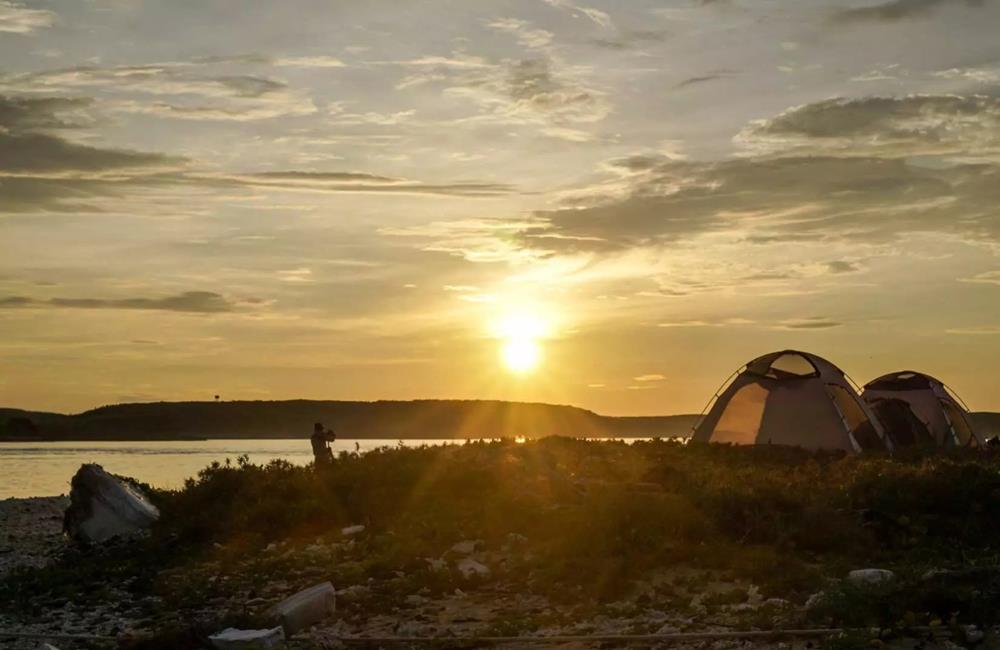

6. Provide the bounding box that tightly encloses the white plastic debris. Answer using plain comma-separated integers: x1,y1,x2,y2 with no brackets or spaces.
268,581,336,635
340,524,365,536
847,569,896,586
457,558,490,578
63,464,160,543
208,626,285,649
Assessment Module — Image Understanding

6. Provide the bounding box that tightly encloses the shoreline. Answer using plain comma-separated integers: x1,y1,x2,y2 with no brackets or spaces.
0,496,69,579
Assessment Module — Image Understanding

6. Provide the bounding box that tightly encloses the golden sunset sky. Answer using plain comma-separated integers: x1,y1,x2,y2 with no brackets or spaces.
1,0,998,415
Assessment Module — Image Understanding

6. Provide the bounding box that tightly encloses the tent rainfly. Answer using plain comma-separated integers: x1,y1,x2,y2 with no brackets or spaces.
861,371,980,448
691,350,890,452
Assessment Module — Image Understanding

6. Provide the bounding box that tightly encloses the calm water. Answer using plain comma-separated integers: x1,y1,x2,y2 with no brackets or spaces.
0,439,459,498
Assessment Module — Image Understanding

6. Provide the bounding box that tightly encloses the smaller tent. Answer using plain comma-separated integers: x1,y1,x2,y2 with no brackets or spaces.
861,371,980,448
692,350,890,452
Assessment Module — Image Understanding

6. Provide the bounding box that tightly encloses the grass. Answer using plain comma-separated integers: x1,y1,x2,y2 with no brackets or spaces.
5,438,1000,647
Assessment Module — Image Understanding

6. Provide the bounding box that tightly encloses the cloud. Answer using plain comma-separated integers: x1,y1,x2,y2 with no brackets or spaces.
776,317,843,330
826,260,860,274
0,95,93,131
738,94,1000,159
0,177,112,212
589,29,668,50
658,318,756,328
542,0,614,29
218,171,516,197
487,18,554,50
0,132,178,174
517,154,1000,253
0,291,250,313
2,64,316,121
831,0,984,24
506,59,604,119
441,56,609,132
0,1,53,34
946,325,1000,335
673,72,734,90
961,270,1000,285
656,317,839,330
273,56,346,68
0,93,181,211
633,373,665,381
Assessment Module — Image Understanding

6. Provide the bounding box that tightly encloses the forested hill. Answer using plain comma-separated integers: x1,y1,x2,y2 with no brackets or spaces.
0,400,700,441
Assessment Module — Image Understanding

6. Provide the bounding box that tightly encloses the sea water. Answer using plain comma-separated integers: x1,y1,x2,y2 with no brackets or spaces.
0,439,459,498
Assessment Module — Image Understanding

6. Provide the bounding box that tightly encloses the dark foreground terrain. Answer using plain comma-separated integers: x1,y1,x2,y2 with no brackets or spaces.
5,439,1000,649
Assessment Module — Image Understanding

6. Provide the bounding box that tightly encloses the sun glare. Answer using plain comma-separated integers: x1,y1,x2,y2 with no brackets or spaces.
493,309,551,374
502,338,541,373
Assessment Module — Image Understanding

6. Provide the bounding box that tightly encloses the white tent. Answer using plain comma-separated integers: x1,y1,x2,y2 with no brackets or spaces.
861,371,980,448
692,350,890,452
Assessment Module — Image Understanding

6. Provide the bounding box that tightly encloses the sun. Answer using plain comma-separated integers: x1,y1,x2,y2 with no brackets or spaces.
501,338,541,373
493,311,550,374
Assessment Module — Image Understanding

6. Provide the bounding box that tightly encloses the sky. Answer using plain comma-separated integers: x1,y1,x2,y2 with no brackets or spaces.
1,0,998,416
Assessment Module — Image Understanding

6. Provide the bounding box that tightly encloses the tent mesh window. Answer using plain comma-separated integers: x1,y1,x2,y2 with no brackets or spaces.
940,399,977,447
866,372,932,391
711,382,768,444
870,398,933,447
755,353,818,380
827,384,882,450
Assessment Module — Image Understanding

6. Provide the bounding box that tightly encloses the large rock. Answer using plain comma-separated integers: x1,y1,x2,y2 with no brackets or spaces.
268,581,336,635
63,464,160,543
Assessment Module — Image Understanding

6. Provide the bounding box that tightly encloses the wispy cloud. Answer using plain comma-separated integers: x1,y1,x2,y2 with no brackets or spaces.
960,270,1000,286
0,1,54,34
776,317,843,330
738,94,1000,159
542,0,614,29
0,291,255,313
831,0,985,24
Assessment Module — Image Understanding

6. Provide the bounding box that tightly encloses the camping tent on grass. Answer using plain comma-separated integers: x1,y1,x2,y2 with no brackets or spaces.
861,371,980,448
691,350,890,452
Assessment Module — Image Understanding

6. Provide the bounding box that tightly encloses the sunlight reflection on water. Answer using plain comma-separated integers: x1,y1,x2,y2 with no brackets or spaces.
0,439,459,498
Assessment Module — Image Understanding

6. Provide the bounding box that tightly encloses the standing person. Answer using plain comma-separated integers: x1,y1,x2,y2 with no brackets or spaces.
311,422,336,467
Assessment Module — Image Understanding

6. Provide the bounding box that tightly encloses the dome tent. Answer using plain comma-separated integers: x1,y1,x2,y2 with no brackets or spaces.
861,371,980,448
691,350,890,452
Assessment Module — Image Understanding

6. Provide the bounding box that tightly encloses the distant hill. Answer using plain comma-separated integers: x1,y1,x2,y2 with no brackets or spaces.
0,400,700,441
974,412,1000,438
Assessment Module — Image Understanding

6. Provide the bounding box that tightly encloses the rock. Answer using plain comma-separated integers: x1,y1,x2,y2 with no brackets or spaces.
63,464,159,543
340,525,365,536
335,585,371,602
456,558,490,578
964,625,985,643
208,626,285,649
268,581,336,635
425,557,447,572
450,540,480,555
847,569,895,586
804,591,827,611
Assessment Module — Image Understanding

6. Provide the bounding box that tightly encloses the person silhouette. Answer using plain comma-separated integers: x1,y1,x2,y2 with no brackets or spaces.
311,422,336,467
